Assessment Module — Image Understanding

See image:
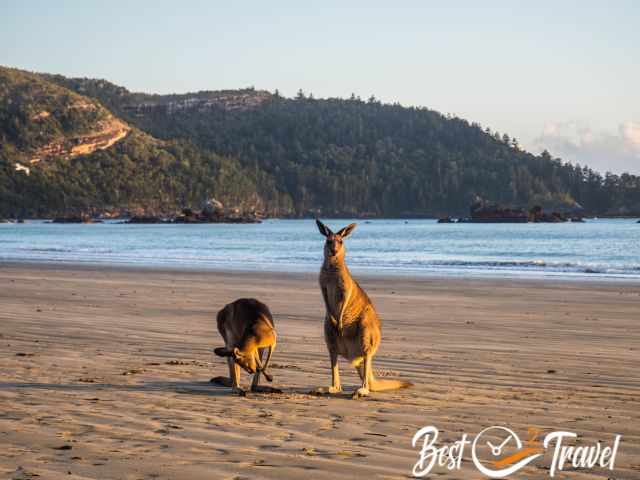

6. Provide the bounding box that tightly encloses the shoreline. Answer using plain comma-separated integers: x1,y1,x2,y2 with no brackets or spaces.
3,259,640,285
3,218,639,283
3,214,640,220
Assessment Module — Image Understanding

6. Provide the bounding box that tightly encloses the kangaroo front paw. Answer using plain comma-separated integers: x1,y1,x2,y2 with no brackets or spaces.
231,386,246,397
210,376,232,387
314,385,342,395
352,387,370,399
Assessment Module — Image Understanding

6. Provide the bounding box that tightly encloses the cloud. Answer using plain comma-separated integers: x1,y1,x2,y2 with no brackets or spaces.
532,121,640,175
621,121,640,147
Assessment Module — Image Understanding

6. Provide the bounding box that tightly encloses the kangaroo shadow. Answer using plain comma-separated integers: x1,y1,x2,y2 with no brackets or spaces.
0,379,326,398
0,380,229,397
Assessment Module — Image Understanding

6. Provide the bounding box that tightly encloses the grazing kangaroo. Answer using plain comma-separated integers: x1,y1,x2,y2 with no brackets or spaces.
212,298,277,395
315,219,412,399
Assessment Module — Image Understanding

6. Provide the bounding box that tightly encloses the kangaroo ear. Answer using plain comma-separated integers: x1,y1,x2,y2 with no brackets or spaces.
315,218,333,237
232,347,243,359
336,223,357,238
214,347,232,357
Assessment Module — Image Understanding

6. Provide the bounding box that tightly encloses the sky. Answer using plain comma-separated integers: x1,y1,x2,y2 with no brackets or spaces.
2,1,639,174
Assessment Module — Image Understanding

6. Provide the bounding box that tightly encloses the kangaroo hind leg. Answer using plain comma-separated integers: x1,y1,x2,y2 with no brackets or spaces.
229,357,245,396
352,354,372,399
315,347,342,394
250,348,265,391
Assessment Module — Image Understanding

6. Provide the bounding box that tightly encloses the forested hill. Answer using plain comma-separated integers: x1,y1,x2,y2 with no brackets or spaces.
0,67,285,218
1,66,639,218
45,75,640,217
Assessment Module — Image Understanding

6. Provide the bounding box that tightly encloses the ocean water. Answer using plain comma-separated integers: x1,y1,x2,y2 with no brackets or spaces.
1,218,639,280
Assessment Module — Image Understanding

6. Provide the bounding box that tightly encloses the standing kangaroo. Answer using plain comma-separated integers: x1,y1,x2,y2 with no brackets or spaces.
315,219,412,399
212,298,277,395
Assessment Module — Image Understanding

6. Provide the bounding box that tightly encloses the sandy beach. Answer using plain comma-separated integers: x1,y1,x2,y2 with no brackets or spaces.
1,264,638,479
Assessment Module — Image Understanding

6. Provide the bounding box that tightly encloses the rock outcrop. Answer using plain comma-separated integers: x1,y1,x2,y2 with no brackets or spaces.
29,114,130,163
123,90,272,117
469,199,528,223
0,66,132,165
124,200,261,224
52,215,101,224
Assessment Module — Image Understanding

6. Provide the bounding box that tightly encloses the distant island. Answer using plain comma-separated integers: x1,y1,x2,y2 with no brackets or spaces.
1,65,639,220
437,197,586,223
46,198,261,224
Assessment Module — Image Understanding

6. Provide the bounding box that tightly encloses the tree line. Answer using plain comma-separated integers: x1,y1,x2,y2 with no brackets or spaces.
2,69,639,218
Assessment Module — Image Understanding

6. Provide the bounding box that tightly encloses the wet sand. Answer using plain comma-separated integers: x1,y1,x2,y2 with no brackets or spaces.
1,264,639,479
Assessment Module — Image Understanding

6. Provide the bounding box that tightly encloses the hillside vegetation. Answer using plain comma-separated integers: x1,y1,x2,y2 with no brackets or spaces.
0,67,284,218
0,67,130,164
2,66,639,218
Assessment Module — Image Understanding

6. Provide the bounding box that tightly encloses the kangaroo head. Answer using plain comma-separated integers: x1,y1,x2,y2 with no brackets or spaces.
316,219,357,259
214,347,258,374
232,347,258,374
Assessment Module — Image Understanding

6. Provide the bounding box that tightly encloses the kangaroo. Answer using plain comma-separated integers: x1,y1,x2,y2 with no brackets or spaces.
212,298,277,395
315,219,412,399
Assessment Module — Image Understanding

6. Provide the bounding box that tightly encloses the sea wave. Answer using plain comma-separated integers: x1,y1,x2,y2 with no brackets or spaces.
17,247,74,253
349,258,640,276
2,219,639,280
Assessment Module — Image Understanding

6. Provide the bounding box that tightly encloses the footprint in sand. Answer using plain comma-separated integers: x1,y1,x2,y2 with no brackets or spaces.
122,368,145,375
52,444,73,450
259,444,282,451
270,363,303,371
10,466,39,480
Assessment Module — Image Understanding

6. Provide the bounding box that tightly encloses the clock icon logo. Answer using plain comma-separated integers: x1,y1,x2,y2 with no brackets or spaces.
472,426,543,478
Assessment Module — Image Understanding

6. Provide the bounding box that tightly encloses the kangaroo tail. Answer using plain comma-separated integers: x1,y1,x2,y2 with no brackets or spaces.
368,374,413,392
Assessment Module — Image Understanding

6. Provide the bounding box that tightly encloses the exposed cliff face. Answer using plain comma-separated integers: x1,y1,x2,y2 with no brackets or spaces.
0,66,131,165
43,76,274,121
123,90,272,116
29,115,130,163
